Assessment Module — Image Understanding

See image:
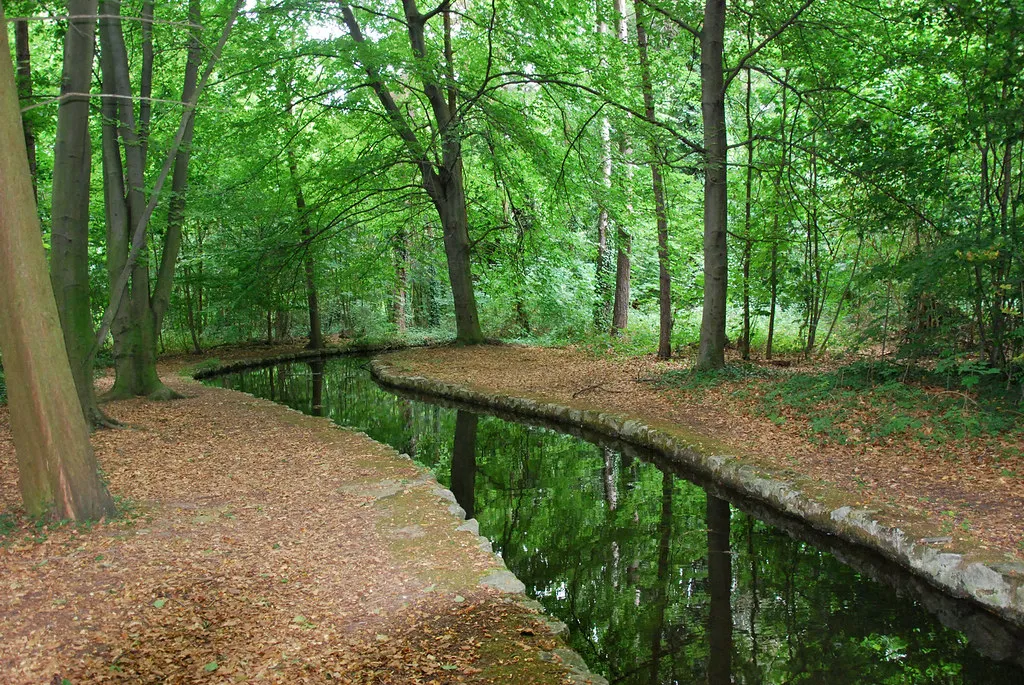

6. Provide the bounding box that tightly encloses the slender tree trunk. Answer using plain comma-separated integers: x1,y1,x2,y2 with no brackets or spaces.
153,0,202,336
805,138,821,357
138,1,154,166
741,68,754,360
14,19,37,203
394,226,409,334
593,1,614,329
50,0,111,427
0,12,116,520
767,76,788,361
99,37,131,386
696,0,728,370
610,0,631,335
182,267,203,353
287,150,323,349
634,0,672,358
766,227,778,360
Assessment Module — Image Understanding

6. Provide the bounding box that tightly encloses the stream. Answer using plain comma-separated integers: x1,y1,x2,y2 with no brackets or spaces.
206,354,1024,684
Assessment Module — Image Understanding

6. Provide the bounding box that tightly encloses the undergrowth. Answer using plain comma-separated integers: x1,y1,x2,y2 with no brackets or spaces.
658,360,1024,449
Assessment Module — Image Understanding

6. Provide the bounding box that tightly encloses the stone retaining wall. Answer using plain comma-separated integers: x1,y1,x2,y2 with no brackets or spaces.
370,357,1024,631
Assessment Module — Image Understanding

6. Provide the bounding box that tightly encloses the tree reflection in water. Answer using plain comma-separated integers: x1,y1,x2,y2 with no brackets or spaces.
210,356,1024,684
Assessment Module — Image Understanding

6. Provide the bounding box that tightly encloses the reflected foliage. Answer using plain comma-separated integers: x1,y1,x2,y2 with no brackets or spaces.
209,357,1022,683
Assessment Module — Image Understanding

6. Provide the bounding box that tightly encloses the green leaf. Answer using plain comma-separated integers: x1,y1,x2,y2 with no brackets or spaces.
153,598,167,608
203,661,219,672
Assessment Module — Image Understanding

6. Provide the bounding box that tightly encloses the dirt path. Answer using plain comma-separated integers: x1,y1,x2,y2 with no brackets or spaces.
0,367,584,684
380,345,1024,563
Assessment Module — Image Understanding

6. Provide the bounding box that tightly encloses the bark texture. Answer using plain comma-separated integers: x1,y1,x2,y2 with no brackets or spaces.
50,0,108,426
0,9,115,520
153,0,202,336
634,0,672,358
610,0,632,335
14,19,37,202
696,0,729,370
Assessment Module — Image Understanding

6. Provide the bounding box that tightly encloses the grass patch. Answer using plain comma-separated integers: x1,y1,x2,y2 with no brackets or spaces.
759,360,1021,447
656,362,776,391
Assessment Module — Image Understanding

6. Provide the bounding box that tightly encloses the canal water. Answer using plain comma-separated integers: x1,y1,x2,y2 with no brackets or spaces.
206,355,1024,684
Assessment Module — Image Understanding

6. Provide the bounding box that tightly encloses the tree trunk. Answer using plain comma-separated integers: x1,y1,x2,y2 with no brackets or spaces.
633,0,672,358
99,0,178,400
696,0,728,370
182,266,203,353
0,12,116,520
341,2,483,345
766,227,778,360
287,150,323,350
50,0,110,427
153,0,202,336
594,3,614,329
14,19,37,203
741,68,754,361
611,230,631,333
610,0,632,336
432,172,484,343
394,226,409,334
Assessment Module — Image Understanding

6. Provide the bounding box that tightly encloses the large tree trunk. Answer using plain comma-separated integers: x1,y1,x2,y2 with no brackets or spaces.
634,0,672,359
0,11,116,520
99,0,178,400
696,0,728,370
50,0,109,427
14,19,37,203
431,169,484,343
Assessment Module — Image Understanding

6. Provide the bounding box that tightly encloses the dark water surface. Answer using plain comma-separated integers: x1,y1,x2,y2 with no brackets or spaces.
207,355,1024,684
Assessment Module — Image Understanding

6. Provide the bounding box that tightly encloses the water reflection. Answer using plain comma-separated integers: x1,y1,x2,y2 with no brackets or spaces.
707,494,732,685
450,411,477,519
209,356,1024,684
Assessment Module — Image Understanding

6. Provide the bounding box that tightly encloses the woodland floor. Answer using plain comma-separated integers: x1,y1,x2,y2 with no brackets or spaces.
0,361,580,684
382,345,1024,562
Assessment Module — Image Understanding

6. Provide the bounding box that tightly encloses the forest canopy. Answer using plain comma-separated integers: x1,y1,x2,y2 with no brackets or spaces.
4,0,1022,381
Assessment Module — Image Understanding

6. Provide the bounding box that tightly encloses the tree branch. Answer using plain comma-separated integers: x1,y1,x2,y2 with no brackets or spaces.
723,0,816,91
